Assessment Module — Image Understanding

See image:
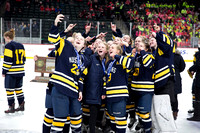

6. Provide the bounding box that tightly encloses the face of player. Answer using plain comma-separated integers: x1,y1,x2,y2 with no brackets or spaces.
137,41,146,53
107,40,113,46
149,37,157,49
114,37,121,45
135,36,142,49
122,35,130,44
97,43,107,59
73,35,85,51
94,39,102,49
109,44,119,59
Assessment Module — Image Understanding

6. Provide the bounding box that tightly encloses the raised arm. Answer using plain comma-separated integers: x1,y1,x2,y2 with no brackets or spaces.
151,24,174,56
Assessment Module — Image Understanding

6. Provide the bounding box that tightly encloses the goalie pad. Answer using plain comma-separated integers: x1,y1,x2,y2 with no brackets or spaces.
151,95,177,133
151,100,161,133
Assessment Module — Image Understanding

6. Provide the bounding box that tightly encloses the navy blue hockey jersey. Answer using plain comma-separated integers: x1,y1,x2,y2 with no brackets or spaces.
131,50,155,92
48,25,87,98
2,41,26,77
154,31,175,88
106,56,134,102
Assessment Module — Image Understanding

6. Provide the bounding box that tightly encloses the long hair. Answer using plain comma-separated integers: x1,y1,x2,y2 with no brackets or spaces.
104,42,110,64
115,44,123,55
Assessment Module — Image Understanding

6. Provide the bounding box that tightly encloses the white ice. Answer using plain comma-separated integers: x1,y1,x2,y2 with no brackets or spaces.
0,59,200,133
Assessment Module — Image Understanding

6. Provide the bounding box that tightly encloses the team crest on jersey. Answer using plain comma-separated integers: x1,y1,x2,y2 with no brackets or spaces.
69,57,78,64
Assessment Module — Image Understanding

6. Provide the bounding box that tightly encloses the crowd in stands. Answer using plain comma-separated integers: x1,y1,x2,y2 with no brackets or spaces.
125,1,200,47
78,0,126,20
11,20,40,37
76,0,200,47
4,0,32,17
38,0,64,15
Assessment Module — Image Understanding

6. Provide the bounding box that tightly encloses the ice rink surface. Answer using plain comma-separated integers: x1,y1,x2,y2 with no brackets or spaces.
0,59,200,133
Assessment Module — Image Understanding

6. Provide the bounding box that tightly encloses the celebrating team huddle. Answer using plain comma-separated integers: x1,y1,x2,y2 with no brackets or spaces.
42,14,176,133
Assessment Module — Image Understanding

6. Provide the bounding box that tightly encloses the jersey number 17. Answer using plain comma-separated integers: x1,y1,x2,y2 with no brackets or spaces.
15,49,25,64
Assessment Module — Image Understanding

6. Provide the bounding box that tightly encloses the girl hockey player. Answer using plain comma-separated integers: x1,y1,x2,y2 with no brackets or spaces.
105,43,134,133
131,36,155,133
48,14,88,133
2,29,26,113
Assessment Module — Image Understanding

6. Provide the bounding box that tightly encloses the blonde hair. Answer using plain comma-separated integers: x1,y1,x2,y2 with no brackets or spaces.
72,32,81,38
112,44,123,55
102,42,109,64
4,29,15,40
72,32,87,46
139,36,151,52
116,44,123,55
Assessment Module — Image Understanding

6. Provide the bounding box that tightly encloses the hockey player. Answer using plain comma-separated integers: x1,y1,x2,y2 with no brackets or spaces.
48,14,88,132
187,44,200,121
150,24,177,132
2,29,26,113
128,36,145,131
110,22,136,130
150,24,175,103
105,43,134,133
42,21,93,133
130,36,155,133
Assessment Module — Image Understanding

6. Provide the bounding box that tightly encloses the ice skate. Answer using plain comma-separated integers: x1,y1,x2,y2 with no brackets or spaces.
15,101,25,112
5,103,15,114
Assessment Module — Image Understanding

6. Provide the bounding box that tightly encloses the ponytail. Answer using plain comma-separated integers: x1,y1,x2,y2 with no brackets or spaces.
4,29,15,40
